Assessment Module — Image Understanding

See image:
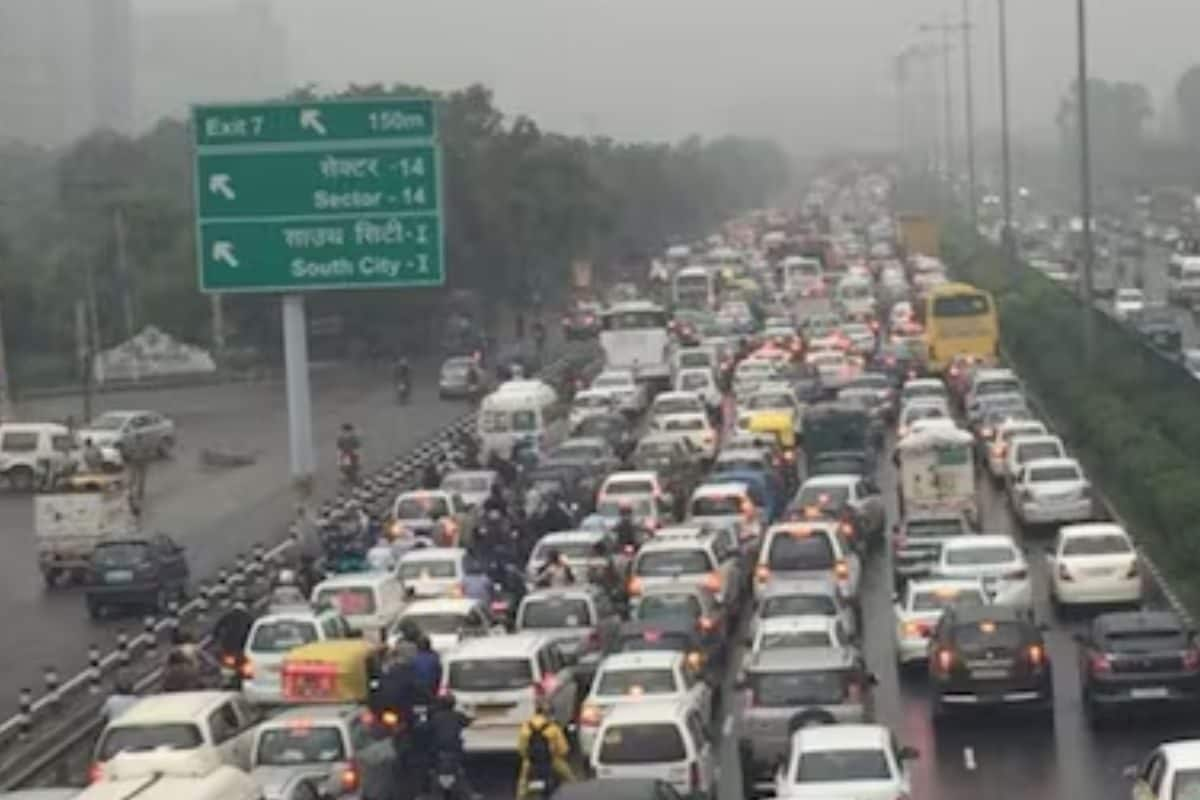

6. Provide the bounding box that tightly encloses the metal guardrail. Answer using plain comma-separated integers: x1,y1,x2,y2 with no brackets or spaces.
0,347,593,788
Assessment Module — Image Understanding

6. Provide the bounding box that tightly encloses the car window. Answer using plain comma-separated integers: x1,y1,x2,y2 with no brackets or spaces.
98,723,204,760
762,594,836,617
1061,534,1131,556
448,658,533,691
251,620,320,653
796,749,892,782
255,724,346,765
636,549,712,576
596,668,679,696
1029,465,1081,483
767,531,836,570
751,670,847,707
1,432,38,452
944,545,1016,567
208,703,241,745
519,597,592,628
912,589,986,613
952,621,1024,651
759,630,833,650
597,723,686,764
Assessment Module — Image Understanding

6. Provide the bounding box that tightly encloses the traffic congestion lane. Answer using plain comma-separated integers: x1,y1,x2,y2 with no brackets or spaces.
0,360,472,699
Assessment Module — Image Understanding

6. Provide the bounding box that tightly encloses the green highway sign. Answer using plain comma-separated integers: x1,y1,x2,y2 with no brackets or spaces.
199,215,443,292
192,96,444,293
192,98,435,146
197,145,438,218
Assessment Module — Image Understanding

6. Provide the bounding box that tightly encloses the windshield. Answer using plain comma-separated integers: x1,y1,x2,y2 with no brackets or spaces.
752,670,846,707
797,485,850,510
690,495,741,516
575,395,610,409
553,444,603,461
679,373,710,390
93,542,150,566
1117,290,1143,301
905,519,967,539
655,398,701,415
1173,770,1200,800
1029,465,1081,482
534,541,599,561
762,594,837,617
250,620,319,653
448,658,532,691
636,594,702,622
795,749,891,782
402,613,468,635
767,532,836,570
604,479,654,495
313,587,377,616
759,630,833,649
953,621,1024,651
637,441,676,458
1016,442,1062,462
395,496,450,519
932,293,990,317
98,724,204,760
945,546,1016,567
596,497,653,518
597,724,686,764
912,589,987,613
88,414,130,431
255,726,346,765
745,393,793,409
398,560,458,579
512,410,538,432
662,417,704,432
519,597,592,628
636,549,711,576
1062,535,1131,556
596,668,678,696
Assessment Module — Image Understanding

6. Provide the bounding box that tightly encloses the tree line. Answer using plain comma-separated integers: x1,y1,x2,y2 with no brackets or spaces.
0,82,791,385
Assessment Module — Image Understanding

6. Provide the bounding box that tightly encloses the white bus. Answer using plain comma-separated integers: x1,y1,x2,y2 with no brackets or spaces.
600,301,671,384
672,266,716,310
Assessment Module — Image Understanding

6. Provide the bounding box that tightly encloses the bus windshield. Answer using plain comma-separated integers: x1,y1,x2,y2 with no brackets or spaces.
603,311,668,330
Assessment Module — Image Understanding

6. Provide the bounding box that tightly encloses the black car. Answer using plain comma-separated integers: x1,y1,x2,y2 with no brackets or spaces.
551,779,684,800
1076,610,1200,723
1131,305,1182,354
571,413,635,461
562,307,602,340
928,604,1052,721
85,534,190,619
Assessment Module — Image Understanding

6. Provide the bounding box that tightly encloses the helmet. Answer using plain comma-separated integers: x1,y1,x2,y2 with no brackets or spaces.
276,569,297,587
397,619,421,642
486,509,502,521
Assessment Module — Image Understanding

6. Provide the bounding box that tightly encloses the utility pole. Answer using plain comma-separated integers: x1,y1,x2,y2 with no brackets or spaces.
85,259,102,386
113,207,135,340
75,300,92,423
0,295,12,421
961,0,978,227
919,21,958,191
1076,0,1096,362
998,0,1016,272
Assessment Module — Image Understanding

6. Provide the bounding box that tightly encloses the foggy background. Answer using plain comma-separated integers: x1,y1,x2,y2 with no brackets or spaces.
1,0,1197,150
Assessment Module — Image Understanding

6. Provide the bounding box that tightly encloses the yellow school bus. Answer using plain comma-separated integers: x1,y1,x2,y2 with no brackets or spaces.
923,282,999,373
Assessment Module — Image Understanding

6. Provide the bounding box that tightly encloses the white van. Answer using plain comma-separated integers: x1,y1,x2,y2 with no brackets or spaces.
477,380,565,460
0,423,77,491
589,698,717,798
442,633,579,754
91,692,260,780
310,572,406,641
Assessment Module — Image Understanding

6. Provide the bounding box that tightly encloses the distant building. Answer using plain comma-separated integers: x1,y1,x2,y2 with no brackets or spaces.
135,0,289,129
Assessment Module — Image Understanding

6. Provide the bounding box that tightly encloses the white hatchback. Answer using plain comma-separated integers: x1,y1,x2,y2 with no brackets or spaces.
773,723,917,800
1012,457,1094,528
589,699,717,798
1047,523,1141,608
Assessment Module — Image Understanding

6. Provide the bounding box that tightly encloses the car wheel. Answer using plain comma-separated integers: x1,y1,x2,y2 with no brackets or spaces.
157,437,175,458
8,466,34,492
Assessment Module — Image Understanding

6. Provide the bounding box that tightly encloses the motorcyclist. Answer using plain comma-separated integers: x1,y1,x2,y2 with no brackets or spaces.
461,557,494,605
82,437,105,472
374,643,432,800
613,501,640,552
516,696,574,799
537,489,573,536
268,568,308,610
411,635,443,695
535,549,575,588
482,483,508,517
427,691,480,800
421,459,441,490
587,541,622,601
212,592,254,659
161,650,203,692
337,423,362,484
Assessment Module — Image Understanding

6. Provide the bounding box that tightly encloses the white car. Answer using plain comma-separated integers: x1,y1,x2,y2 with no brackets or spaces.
242,608,352,705
897,398,951,439
589,698,717,798
1004,434,1067,487
935,535,1032,610
839,323,877,354
578,650,712,757
1184,349,1200,381
755,522,860,604
309,572,406,640
985,419,1048,480
439,469,499,510
734,359,780,400
1129,740,1200,800
893,578,989,665
806,349,857,390
395,547,470,600
1047,523,1141,608
899,378,948,409
590,370,647,415
78,409,176,458
772,724,917,800
752,576,858,641
1114,287,1145,321
390,597,500,654
738,383,802,429
675,367,722,409
570,389,618,428
1012,457,1095,528
629,526,742,607
651,413,718,460
649,391,708,425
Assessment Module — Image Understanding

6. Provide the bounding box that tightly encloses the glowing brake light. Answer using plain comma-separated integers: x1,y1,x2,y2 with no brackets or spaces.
88,763,104,784
579,703,602,726
340,762,360,792
381,710,401,728
627,576,644,595
935,648,955,674
240,659,254,679
833,559,850,580
1089,651,1112,674
903,621,931,638
702,572,723,593
538,673,560,695
697,615,717,633
1027,644,1045,668
755,564,771,583
686,651,704,671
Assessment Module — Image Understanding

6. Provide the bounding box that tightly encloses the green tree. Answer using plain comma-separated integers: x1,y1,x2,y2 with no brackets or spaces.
1176,65,1200,145
1056,78,1153,184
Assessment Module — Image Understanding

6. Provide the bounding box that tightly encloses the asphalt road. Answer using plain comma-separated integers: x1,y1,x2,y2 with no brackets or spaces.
0,360,474,700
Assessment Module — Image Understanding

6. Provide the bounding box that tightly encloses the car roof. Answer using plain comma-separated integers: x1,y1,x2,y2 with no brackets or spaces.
400,598,481,615
749,646,856,672
598,651,682,671
1058,523,1127,540
791,723,891,752
1023,457,1080,471
942,534,1017,551
399,547,467,563
446,632,548,659
256,704,359,728
1011,434,1063,446
605,471,659,483
108,691,240,726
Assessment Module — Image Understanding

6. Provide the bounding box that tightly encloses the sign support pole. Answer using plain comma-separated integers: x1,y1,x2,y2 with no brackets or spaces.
282,294,315,495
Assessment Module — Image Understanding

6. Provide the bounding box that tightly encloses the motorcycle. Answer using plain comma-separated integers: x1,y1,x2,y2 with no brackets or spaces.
524,763,559,800
429,752,466,800
396,377,411,404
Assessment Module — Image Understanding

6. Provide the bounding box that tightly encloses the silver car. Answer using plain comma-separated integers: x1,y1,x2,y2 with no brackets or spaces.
79,410,175,459
736,647,876,797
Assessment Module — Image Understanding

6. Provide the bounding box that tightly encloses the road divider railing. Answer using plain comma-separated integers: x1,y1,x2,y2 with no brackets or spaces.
0,345,595,789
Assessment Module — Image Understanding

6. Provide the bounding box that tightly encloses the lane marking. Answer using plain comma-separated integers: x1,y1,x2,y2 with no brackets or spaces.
722,714,734,737
964,746,977,771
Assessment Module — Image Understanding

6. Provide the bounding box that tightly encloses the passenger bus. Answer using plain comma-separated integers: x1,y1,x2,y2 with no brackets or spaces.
672,266,716,310
922,282,999,373
599,301,671,384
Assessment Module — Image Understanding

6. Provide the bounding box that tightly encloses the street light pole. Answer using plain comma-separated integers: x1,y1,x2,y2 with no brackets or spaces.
1076,0,1096,361
997,0,1016,272
962,0,978,227
940,18,955,192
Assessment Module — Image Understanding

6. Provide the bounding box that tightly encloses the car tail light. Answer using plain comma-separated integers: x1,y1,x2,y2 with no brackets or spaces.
755,564,771,583
697,616,716,633
904,621,931,638
88,763,104,784
834,560,850,580
340,761,360,792
623,544,635,555
838,519,854,538
934,648,955,675
1006,568,1028,581
1027,644,1045,668
1089,651,1112,675
1125,560,1139,579
579,703,602,726
703,572,722,593
689,761,701,792
538,673,559,695
627,576,643,595
381,709,401,728
686,651,704,671
491,599,509,614
980,427,994,440
1184,647,1200,671
1057,563,1073,582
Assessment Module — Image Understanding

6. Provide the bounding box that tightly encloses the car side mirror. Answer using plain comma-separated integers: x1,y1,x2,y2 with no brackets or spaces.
898,745,920,761
865,671,879,686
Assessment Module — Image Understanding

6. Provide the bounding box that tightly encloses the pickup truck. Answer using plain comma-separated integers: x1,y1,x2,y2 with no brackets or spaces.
37,486,137,587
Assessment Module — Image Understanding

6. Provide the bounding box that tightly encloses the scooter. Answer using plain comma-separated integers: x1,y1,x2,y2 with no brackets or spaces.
396,377,411,404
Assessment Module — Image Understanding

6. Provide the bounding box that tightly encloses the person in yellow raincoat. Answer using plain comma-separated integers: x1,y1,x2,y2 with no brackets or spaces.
516,696,573,798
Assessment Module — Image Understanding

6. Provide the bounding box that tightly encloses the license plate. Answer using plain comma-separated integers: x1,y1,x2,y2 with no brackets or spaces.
970,669,1010,680
437,774,457,789
105,570,134,583
1131,687,1169,699
1083,567,1112,577
528,780,547,791
472,706,509,719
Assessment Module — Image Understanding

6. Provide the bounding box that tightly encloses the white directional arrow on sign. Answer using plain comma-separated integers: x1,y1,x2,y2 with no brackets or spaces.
208,173,236,200
299,108,327,136
212,241,239,268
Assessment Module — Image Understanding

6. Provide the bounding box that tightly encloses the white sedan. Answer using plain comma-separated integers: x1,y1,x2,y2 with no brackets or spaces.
1012,457,1095,528
1113,287,1145,321
774,724,917,800
1047,523,1141,609
893,578,989,665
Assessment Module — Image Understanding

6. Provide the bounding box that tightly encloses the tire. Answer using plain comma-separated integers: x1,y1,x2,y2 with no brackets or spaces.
8,466,34,492
157,437,175,459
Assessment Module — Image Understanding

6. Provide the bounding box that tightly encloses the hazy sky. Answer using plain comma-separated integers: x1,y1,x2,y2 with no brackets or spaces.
139,0,1200,149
